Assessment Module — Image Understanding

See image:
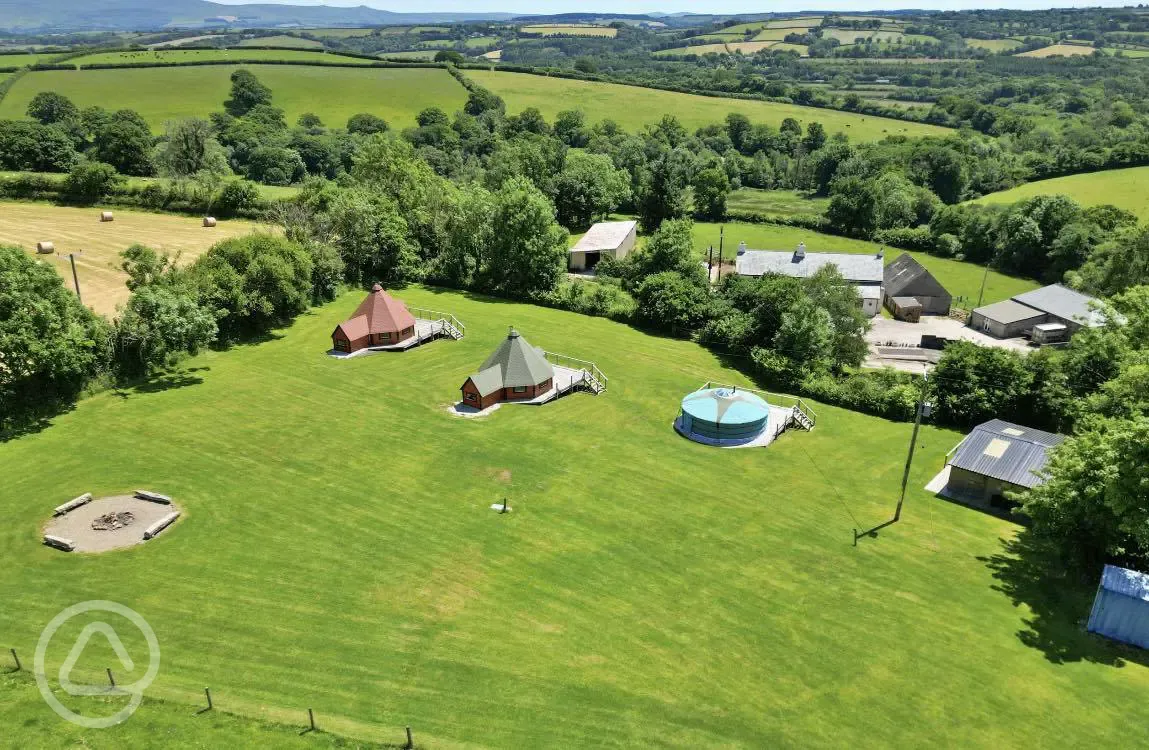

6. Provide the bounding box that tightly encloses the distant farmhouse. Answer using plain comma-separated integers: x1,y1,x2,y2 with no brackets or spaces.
970,284,1104,342
941,419,1064,510
734,242,884,317
569,220,638,272
882,253,951,321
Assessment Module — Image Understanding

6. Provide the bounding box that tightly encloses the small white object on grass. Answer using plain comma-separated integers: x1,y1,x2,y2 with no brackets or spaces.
490,503,512,513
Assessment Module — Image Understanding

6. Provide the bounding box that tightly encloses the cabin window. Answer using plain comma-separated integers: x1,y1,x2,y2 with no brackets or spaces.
513,386,526,393
465,392,478,402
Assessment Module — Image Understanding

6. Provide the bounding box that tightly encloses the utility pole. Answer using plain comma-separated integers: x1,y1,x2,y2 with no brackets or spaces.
716,226,724,284
895,373,930,523
59,252,83,304
707,245,714,282
973,262,990,318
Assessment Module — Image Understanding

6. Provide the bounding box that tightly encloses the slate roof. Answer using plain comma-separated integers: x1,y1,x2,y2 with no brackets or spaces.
1099,565,1149,602
466,329,554,396
735,249,884,283
948,419,1065,489
334,284,415,339
883,253,950,299
1012,285,1105,327
571,221,637,254
973,299,1048,326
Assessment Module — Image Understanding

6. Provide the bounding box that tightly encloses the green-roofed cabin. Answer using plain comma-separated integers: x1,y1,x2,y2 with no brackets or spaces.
460,328,555,410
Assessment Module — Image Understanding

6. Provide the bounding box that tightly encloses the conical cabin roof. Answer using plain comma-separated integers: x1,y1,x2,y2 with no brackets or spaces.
468,329,554,395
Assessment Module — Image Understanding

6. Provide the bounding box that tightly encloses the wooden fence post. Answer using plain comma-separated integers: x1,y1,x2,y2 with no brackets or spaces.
308,708,316,731
405,726,414,749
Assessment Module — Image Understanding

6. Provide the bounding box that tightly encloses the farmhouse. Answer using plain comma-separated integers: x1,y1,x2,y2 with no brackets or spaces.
1087,565,1149,650
942,419,1064,510
970,284,1104,340
734,242,885,317
569,220,638,271
882,253,951,319
461,329,555,410
331,284,416,353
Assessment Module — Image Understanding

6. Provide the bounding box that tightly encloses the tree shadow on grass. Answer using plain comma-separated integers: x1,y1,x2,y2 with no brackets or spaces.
0,409,69,444
113,368,208,398
979,530,1149,669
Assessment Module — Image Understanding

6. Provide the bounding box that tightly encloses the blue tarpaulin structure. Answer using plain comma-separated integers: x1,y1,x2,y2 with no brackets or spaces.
1087,565,1149,649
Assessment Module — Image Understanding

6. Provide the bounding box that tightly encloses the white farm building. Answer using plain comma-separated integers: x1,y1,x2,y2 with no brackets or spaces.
569,220,638,272
734,242,884,317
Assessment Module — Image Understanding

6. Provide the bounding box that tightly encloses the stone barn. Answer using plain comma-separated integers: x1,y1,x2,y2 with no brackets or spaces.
883,253,951,317
460,329,555,410
331,284,416,354
943,419,1064,511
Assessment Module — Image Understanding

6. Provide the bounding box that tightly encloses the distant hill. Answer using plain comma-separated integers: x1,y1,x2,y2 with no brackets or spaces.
0,0,513,33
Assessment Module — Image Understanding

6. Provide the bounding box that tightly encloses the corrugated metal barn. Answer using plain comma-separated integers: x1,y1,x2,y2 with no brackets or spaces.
944,420,1064,510
1088,565,1149,650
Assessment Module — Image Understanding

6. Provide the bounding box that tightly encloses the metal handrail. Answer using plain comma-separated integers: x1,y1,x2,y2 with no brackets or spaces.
699,381,817,425
543,351,608,388
408,306,465,337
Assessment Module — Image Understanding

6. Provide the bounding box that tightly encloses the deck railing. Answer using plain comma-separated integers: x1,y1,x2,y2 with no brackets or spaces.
698,381,817,427
408,306,465,338
543,351,608,390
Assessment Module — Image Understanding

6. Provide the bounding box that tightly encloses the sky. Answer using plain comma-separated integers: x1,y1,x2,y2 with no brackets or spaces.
214,1,1142,12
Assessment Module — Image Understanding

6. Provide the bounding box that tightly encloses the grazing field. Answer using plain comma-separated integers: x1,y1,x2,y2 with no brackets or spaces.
726,41,780,54
302,27,378,39
655,43,731,56
520,24,618,37
822,28,918,44
464,35,499,48
0,52,62,67
1018,43,1097,57
727,188,829,218
479,49,502,61
0,170,299,201
0,65,468,132
0,201,264,316
765,16,823,28
753,28,804,41
691,221,1040,306
969,166,1149,221
236,35,326,49
466,70,951,141
69,48,359,66
2,285,1147,747
964,38,1023,52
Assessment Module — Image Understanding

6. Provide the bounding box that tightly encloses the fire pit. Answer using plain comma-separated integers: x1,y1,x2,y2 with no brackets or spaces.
43,495,182,553
91,511,136,531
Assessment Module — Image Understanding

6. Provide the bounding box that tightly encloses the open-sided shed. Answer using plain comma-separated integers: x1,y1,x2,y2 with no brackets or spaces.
1088,565,1149,650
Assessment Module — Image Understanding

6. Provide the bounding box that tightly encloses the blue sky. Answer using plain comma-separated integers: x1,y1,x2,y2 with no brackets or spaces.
216,1,1139,12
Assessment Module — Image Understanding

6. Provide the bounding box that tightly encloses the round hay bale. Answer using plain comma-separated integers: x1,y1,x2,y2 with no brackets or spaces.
202,216,217,228
36,241,55,254
100,211,114,222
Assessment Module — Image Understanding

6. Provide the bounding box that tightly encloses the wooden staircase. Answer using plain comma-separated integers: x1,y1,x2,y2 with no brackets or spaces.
439,319,464,340
790,405,815,431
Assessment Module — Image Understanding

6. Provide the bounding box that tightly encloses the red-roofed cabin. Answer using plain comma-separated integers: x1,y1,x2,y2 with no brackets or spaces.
332,284,417,353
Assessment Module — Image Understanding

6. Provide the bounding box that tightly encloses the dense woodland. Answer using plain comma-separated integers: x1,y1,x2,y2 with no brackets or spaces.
3,7,1149,572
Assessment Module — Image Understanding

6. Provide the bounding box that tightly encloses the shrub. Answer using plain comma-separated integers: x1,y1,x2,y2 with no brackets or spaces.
215,180,263,217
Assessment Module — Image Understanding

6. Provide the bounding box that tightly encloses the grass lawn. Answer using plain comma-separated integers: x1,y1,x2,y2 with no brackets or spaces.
69,49,368,66
2,285,1147,747
0,201,265,317
727,188,829,218
691,221,1040,306
236,35,326,49
969,166,1149,221
0,65,468,132
466,70,951,142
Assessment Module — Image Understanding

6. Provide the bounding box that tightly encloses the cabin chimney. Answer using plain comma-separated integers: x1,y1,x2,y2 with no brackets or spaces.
877,247,884,260
737,241,747,256
795,242,806,260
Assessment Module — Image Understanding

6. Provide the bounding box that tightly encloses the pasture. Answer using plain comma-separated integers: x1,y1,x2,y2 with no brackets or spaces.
520,24,618,37
1017,43,1096,57
1,285,1147,747
236,35,326,49
299,27,377,39
68,48,358,66
465,70,952,142
0,65,468,132
0,52,62,67
970,166,1149,221
964,38,1023,52
727,188,829,218
0,201,264,316
691,221,1040,306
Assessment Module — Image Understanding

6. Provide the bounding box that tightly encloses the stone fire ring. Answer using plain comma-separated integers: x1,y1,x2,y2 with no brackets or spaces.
43,495,182,553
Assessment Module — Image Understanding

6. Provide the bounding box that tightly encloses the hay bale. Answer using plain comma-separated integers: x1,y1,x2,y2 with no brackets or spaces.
36,241,55,254
202,216,217,228
44,535,75,552
143,511,180,540
54,492,93,516
100,211,114,222
134,489,172,504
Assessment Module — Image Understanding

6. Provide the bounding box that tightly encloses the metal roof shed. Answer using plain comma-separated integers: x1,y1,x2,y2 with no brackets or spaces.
1088,565,1149,650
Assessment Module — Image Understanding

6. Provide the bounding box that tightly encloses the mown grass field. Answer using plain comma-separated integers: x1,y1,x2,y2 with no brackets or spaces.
0,170,299,201
727,188,829,218
691,221,1040,306
520,24,618,37
964,38,1023,52
3,284,1148,747
1017,43,1096,58
970,166,1149,221
302,27,377,39
68,48,368,66
466,70,951,141
0,201,264,316
237,35,325,49
0,52,63,67
0,65,468,132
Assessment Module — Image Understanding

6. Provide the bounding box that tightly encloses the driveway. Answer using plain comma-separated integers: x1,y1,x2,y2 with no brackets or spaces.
864,315,1031,372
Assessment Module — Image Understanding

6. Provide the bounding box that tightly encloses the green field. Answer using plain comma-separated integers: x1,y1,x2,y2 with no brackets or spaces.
970,166,1149,221
0,52,62,67
466,70,951,142
464,35,500,48
302,27,378,39
69,49,360,66
380,50,438,60
727,188,829,218
236,35,326,49
0,66,468,132
692,221,1040,306
1018,43,1097,58
520,24,618,37
2,284,1146,747
964,38,1023,52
